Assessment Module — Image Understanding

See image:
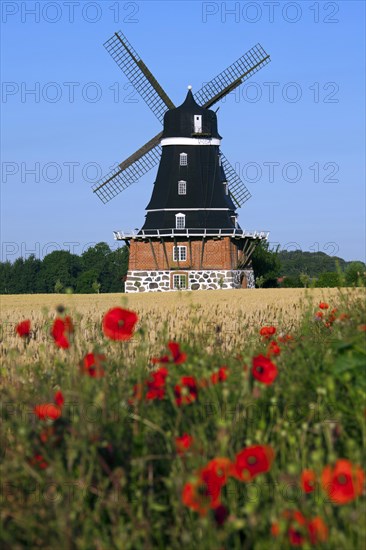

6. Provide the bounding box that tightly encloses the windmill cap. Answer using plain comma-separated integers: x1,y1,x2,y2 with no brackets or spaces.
162,88,222,139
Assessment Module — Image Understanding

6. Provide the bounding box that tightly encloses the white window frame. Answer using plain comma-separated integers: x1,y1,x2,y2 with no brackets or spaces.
173,246,187,262
173,274,187,289
179,152,188,166
223,181,228,195
178,180,187,195
194,114,202,133
218,154,222,166
175,213,185,229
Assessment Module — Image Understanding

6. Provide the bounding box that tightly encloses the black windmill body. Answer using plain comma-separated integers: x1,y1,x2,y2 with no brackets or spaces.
143,89,237,232
93,31,271,292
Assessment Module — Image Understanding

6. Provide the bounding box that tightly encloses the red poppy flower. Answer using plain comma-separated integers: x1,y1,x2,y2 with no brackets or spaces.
300,469,316,493
211,366,229,384
182,479,214,516
266,340,281,357
213,504,229,527
29,453,48,470
319,302,329,309
358,324,366,332
200,458,231,503
168,341,187,364
146,367,168,400
321,459,365,504
230,445,275,481
198,377,209,389
34,403,62,421
252,355,278,385
288,526,306,546
259,326,276,339
152,341,187,365
271,522,280,537
102,307,138,341
278,333,294,343
16,319,31,338
54,390,64,407
307,516,328,544
39,426,55,444
315,311,324,319
281,510,328,546
80,353,106,378
175,433,193,456
51,316,74,349
174,376,198,406
284,510,307,546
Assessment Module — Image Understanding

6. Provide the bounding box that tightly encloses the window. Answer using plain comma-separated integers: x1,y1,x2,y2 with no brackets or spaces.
194,114,202,133
175,213,185,229
179,152,187,166
231,215,238,228
178,180,187,195
218,154,222,166
223,181,228,195
173,246,187,261
173,274,187,290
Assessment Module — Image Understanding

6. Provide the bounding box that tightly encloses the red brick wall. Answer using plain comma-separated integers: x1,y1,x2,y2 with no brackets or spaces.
128,238,241,270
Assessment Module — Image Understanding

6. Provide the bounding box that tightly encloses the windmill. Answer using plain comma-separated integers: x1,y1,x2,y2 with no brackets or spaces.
93,31,271,292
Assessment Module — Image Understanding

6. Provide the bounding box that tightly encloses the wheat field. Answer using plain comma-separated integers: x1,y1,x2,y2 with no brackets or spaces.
0,288,356,359
0,288,344,317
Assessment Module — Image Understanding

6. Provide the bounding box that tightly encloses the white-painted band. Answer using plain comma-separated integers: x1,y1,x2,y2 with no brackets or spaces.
160,137,221,146
146,208,230,212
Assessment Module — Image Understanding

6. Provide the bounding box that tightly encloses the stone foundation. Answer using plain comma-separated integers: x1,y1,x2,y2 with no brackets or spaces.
125,269,255,293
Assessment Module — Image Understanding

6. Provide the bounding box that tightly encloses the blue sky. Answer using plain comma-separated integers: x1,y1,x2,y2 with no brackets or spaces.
1,0,365,262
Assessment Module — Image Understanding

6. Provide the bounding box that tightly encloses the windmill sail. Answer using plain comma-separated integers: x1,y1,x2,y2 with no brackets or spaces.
93,134,162,203
220,153,251,207
104,31,175,124
94,34,270,205
194,44,270,108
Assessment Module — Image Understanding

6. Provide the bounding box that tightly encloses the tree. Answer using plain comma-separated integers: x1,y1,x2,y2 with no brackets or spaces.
22,255,42,293
105,247,129,292
38,251,82,293
252,242,280,288
299,273,310,288
54,279,64,293
80,243,129,293
281,275,303,288
316,272,342,288
277,250,349,278
92,281,101,294
76,270,99,293
82,242,112,274
345,261,366,286
0,261,13,294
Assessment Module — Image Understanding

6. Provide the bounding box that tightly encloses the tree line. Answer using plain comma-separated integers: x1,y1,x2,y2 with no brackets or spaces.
0,243,129,294
0,242,364,294
252,244,366,288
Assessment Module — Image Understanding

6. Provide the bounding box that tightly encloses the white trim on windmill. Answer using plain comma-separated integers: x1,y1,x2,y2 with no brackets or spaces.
146,208,230,212
161,137,221,146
